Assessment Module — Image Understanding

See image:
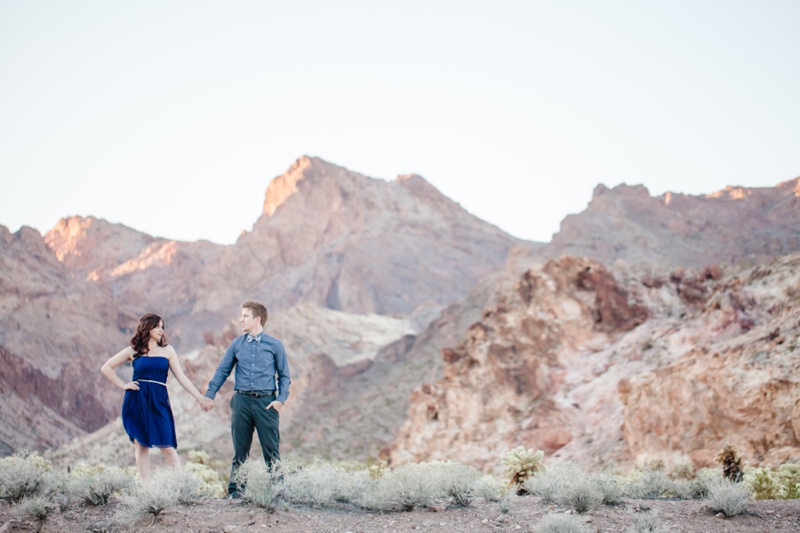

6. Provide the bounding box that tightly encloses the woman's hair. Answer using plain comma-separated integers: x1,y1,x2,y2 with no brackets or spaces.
130,313,167,357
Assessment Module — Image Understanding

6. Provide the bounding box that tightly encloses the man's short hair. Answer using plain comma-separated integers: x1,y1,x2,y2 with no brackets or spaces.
242,300,268,326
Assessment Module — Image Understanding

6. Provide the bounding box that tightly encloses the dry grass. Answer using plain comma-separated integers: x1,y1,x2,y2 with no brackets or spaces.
705,480,751,517
534,513,589,533
66,466,134,506
0,451,54,503
626,511,667,533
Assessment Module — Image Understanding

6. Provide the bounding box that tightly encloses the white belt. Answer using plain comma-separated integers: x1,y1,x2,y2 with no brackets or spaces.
138,379,166,386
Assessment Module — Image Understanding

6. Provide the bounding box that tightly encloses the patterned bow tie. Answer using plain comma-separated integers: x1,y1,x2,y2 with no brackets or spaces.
247,334,261,343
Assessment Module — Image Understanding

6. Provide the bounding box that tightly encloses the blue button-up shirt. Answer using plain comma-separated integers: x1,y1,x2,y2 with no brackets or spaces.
204,332,291,404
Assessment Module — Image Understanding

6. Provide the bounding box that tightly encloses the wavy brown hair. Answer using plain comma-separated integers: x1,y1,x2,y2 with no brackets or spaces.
130,313,167,358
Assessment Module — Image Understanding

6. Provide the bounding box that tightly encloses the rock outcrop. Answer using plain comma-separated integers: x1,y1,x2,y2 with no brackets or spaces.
537,178,800,268
391,253,800,472
390,256,649,470
0,225,127,454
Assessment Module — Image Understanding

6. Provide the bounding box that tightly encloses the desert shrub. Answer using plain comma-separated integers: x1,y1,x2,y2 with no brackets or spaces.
186,449,227,498
672,467,723,500
13,495,52,532
185,461,226,498
67,466,134,505
472,474,504,502
354,475,394,512
0,450,55,503
534,513,589,533
523,463,600,513
561,479,602,514
503,446,545,492
437,462,482,507
715,442,743,482
232,459,282,512
591,471,624,505
368,460,388,479
774,464,800,499
115,467,193,526
669,460,695,480
744,463,800,500
523,463,581,503
744,467,780,500
374,462,441,511
282,461,367,507
625,468,673,499
705,479,751,517
170,467,203,505
626,511,666,533
497,488,516,515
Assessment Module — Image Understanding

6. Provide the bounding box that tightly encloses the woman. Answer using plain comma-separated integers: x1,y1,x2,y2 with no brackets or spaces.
101,313,212,485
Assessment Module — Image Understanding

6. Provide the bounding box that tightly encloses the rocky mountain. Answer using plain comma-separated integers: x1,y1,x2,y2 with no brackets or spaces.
536,178,800,268
44,156,523,350
0,225,127,455
8,158,800,469
391,253,800,471
5,156,525,457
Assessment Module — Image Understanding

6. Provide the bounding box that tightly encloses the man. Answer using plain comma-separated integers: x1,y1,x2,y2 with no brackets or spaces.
204,300,291,498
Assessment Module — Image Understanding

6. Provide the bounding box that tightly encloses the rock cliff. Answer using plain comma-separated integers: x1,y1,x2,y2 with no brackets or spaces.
0,225,127,454
391,253,800,472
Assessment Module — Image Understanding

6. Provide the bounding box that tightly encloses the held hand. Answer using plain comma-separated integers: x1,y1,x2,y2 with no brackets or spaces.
123,381,139,391
198,397,214,412
266,400,283,412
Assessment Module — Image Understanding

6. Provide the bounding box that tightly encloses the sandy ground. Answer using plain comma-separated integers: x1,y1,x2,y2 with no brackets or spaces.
2,496,800,533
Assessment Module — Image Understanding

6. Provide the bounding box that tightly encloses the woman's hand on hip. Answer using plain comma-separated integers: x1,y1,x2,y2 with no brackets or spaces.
123,381,140,391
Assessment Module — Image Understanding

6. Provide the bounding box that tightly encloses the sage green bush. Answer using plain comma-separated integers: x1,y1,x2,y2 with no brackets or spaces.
0,450,55,503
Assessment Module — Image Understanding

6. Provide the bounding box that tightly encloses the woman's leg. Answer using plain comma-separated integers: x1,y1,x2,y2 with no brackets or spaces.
160,447,181,469
134,441,150,486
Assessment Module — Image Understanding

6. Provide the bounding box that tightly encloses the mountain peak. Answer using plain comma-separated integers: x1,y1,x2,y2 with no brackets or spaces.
263,156,313,216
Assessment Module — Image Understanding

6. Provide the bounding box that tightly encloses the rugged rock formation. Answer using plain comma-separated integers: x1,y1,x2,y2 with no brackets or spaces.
620,257,800,468
391,256,648,470
391,253,800,472
45,156,523,350
0,225,127,454
537,178,800,268
276,242,546,461
9,158,800,467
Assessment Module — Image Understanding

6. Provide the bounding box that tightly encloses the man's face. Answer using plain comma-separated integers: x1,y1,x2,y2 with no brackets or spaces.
240,308,260,333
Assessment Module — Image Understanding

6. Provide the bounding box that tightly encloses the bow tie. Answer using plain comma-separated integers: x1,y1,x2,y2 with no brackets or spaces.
247,334,261,343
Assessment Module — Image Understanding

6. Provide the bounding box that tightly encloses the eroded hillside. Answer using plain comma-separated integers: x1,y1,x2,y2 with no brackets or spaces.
392,253,800,471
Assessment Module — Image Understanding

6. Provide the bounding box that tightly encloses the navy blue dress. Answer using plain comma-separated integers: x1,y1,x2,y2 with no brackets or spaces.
121,356,178,448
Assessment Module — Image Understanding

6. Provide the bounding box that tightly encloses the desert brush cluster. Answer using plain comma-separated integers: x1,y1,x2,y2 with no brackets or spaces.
2,442,799,530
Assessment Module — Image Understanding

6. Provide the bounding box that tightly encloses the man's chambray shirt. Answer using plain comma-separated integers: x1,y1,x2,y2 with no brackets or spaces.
204,332,291,404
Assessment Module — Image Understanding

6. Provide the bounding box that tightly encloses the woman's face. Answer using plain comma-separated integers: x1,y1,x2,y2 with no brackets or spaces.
149,320,165,342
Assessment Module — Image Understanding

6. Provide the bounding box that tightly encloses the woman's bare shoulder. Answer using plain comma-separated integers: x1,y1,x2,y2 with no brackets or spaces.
120,346,135,357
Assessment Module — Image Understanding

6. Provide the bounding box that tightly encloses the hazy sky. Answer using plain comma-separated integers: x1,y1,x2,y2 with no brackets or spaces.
1,1,799,244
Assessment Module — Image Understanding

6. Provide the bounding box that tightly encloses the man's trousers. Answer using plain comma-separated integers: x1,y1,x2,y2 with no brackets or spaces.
228,392,280,495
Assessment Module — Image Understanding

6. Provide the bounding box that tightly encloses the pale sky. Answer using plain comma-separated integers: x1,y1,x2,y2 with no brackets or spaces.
1,0,799,245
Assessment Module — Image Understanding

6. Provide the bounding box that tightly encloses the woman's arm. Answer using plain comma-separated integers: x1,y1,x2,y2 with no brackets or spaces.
101,347,138,390
167,347,213,410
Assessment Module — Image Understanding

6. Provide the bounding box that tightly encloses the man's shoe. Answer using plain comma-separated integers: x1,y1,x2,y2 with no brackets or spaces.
228,491,241,500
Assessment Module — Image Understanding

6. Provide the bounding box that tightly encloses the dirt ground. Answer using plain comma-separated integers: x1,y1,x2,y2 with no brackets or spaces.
1,496,799,533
